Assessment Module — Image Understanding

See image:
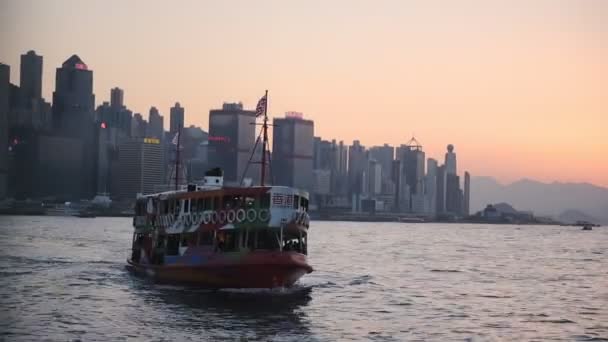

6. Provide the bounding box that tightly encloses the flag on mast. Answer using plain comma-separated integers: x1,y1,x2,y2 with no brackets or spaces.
171,132,180,145
255,94,267,117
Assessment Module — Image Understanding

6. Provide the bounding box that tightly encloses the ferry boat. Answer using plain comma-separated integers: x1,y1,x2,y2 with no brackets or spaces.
126,92,313,288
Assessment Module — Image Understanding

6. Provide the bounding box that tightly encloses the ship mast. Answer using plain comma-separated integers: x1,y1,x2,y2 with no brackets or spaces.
260,90,268,186
175,126,181,191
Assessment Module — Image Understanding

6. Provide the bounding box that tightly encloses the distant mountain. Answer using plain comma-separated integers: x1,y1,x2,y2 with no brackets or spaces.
471,177,608,224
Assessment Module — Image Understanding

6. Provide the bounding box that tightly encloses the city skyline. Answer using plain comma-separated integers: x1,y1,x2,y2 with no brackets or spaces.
1,0,607,187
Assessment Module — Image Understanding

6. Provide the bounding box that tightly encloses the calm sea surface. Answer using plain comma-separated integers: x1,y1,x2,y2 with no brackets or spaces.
0,216,606,341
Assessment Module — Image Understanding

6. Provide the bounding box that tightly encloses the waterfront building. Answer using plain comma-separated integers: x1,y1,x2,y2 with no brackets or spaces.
113,138,164,199
0,64,9,198
445,144,457,175
208,102,258,184
169,102,184,134
20,50,43,106
464,171,471,216
272,112,314,192
425,158,438,215
348,140,367,196
147,106,164,139
110,87,124,109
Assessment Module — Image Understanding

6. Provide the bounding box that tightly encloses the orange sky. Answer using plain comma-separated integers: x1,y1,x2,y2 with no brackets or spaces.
1,0,607,187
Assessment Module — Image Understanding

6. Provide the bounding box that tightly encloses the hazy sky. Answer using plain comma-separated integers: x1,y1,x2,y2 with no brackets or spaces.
1,0,607,187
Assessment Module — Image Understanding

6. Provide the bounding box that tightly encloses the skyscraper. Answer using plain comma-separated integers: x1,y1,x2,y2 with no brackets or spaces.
464,171,471,216
272,112,314,192
170,102,185,134
131,113,147,138
110,87,124,109
348,140,367,195
397,137,425,211
208,102,257,184
445,173,462,215
436,164,447,214
20,50,43,106
49,54,96,199
425,158,438,215
0,63,9,199
147,106,164,139
52,54,95,136
369,143,394,189
445,144,457,175
114,138,164,199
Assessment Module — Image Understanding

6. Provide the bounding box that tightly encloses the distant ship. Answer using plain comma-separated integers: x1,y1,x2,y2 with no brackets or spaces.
126,92,313,288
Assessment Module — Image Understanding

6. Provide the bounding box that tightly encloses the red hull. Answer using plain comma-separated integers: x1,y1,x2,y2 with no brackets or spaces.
126,252,312,288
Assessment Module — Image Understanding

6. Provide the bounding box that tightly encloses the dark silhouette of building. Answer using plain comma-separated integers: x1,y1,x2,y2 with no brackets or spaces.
348,140,367,195
397,137,425,196
113,138,164,199
170,102,184,134
0,63,9,198
272,112,314,192
208,102,257,184
110,87,124,109
446,173,462,215
52,55,95,136
131,113,147,138
369,144,394,181
436,164,446,214
147,106,164,139
464,171,471,216
19,50,43,106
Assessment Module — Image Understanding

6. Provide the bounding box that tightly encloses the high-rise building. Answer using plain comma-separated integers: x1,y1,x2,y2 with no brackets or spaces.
436,164,447,214
272,112,314,192
425,158,438,215
464,171,471,216
147,106,164,139
52,55,95,136
445,144,457,175
170,102,184,134
20,50,43,106
131,113,147,138
367,159,382,195
348,140,367,195
110,87,124,109
0,63,9,199
49,55,96,199
446,173,462,214
208,102,257,184
397,137,425,212
391,159,405,212
369,143,394,189
113,138,164,199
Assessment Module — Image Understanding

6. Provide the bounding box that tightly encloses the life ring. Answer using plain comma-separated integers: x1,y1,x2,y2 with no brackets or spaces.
236,209,246,223
258,209,269,222
218,211,227,224
227,210,236,223
203,212,211,224
246,209,257,222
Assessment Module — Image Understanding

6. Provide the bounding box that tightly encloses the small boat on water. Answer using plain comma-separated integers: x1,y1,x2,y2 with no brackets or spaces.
126,91,313,288
582,224,593,231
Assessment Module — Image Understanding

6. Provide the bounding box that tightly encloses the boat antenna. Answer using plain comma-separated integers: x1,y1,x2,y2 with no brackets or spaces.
260,90,269,186
175,125,181,191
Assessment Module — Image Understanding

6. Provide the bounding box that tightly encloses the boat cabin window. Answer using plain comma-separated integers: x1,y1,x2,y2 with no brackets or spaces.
184,199,190,213
261,193,270,209
160,200,168,214
254,229,280,250
216,230,238,252
293,195,300,209
203,198,212,210
301,197,309,211
199,231,214,246
214,197,220,210
181,233,196,247
166,234,180,256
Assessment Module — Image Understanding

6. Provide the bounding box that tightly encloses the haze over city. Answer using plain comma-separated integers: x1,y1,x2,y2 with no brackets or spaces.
1,0,607,187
